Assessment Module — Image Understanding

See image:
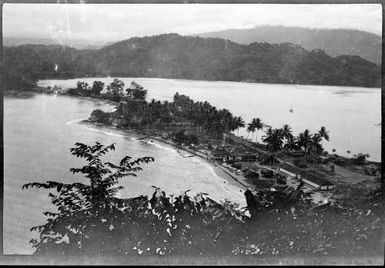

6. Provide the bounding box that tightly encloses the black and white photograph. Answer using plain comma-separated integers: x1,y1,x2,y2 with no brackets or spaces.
1,1,383,265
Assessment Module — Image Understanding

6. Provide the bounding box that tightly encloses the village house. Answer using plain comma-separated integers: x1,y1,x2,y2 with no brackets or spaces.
288,150,305,157
261,168,275,178
244,168,260,180
319,155,329,164
301,171,335,190
279,162,335,190
260,153,280,166
228,147,257,162
278,162,302,179
209,147,228,162
272,184,293,194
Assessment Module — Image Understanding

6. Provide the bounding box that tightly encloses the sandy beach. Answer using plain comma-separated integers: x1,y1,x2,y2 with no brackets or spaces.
79,120,253,196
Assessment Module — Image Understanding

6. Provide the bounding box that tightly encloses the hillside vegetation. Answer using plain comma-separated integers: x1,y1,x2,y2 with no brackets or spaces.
3,33,381,89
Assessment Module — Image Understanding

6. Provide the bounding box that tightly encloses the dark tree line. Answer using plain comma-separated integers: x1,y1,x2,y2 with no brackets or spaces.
89,82,245,140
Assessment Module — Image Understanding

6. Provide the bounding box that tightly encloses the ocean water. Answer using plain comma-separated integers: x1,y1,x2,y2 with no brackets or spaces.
4,93,245,254
4,77,381,254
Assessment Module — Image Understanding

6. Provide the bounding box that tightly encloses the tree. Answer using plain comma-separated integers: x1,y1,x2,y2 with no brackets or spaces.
90,109,109,124
246,122,256,141
21,142,384,257
318,126,330,141
283,136,299,151
352,153,370,165
297,129,312,153
22,142,154,255
91,81,105,96
126,81,148,101
173,130,199,146
106,78,125,102
253,118,264,143
76,81,90,96
248,118,264,143
281,124,293,141
309,133,324,161
22,142,249,256
262,128,285,152
231,116,245,135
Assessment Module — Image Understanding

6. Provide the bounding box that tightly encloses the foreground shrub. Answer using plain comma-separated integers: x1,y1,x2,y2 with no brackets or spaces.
23,142,384,258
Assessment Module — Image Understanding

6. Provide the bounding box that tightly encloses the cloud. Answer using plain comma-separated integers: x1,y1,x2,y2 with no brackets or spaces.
3,3,381,44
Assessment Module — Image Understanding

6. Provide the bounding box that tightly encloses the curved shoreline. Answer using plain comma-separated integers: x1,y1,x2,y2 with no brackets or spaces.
79,120,254,192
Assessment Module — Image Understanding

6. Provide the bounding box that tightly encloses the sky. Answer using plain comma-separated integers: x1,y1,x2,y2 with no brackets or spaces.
3,3,382,45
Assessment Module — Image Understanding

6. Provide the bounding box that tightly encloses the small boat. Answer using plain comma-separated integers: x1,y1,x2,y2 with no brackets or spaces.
289,104,294,113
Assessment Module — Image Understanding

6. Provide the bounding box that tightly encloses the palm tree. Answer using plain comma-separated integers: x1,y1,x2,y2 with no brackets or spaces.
262,127,273,140
318,126,330,141
281,124,293,141
262,128,284,152
297,129,312,153
310,133,323,155
250,118,264,143
232,116,245,135
283,135,299,151
247,121,256,141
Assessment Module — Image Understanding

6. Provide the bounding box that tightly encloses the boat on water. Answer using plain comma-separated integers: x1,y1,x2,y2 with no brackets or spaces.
289,104,294,113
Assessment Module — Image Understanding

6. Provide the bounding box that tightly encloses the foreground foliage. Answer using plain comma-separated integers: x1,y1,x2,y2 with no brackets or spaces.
23,142,384,257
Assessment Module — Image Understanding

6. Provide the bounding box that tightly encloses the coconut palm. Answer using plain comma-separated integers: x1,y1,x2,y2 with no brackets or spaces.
231,116,245,135
281,124,293,141
252,118,264,143
309,133,323,155
297,129,312,152
318,126,330,141
247,121,256,141
283,135,299,151
262,128,284,152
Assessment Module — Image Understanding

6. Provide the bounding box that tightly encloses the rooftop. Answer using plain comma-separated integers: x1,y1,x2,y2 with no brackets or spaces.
280,162,334,187
280,162,301,174
212,147,228,156
301,171,334,186
230,146,253,156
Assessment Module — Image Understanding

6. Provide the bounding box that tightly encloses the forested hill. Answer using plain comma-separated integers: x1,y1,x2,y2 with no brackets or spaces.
195,26,382,65
3,33,381,89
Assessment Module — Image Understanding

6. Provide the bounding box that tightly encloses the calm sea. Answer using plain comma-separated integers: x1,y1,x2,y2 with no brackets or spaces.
4,78,380,254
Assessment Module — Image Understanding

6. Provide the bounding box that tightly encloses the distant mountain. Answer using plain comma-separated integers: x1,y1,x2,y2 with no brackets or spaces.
3,37,107,50
195,26,382,65
3,34,381,90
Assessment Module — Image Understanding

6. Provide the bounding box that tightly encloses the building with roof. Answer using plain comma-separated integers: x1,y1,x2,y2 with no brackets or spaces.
209,147,228,162
278,162,302,178
228,147,257,162
301,171,335,190
279,162,335,191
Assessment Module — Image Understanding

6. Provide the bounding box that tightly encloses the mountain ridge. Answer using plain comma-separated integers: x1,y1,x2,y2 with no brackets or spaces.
194,25,382,65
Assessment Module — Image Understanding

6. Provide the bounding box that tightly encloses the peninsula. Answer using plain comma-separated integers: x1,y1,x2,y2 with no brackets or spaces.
37,78,382,204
